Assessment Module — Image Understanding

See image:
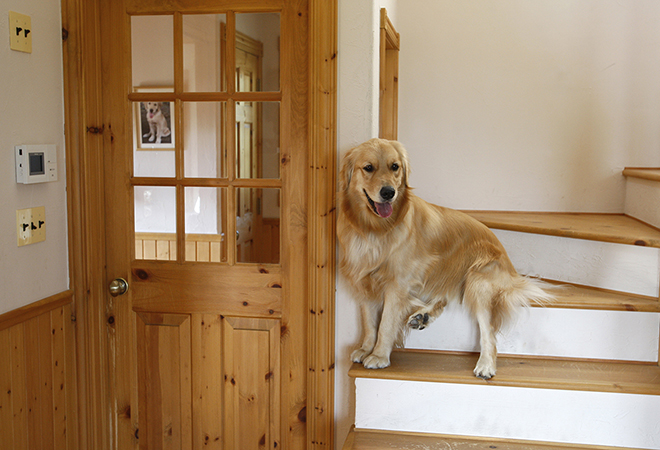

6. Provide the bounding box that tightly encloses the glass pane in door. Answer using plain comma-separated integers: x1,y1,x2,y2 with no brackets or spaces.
235,13,280,92
185,187,227,262
183,14,227,92
236,101,280,179
236,188,280,264
184,102,226,178
134,186,176,260
131,15,174,92
133,99,176,177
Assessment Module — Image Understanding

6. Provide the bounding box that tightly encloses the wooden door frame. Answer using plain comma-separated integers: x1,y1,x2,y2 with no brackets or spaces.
61,0,337,448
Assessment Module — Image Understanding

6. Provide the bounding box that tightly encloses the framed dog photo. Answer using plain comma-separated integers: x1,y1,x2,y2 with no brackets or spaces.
133,87,175,150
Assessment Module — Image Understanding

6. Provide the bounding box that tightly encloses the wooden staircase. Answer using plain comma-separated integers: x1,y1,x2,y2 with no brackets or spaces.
342,169,660,450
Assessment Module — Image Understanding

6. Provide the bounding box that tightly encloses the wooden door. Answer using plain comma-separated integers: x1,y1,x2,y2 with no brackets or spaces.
99,2,310,449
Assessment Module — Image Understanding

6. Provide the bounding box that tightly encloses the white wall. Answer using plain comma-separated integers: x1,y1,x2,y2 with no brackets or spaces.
397,0,660,212
335,0,660,448
335,0,384,445
0,0,68,315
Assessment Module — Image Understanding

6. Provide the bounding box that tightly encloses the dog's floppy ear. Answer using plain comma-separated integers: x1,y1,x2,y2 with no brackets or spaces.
389,140,411,187
338,146,358,192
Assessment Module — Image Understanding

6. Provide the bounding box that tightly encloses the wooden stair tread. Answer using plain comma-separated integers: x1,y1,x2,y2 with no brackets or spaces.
623,167,660,182
462,211,660,248
536,280,660,312
344,428,649,450
349,350,660,395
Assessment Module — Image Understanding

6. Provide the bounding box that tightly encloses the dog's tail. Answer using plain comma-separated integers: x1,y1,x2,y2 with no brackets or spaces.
492,275,556,332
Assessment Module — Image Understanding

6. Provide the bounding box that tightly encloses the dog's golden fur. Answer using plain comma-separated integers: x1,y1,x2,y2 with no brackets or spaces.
338,138,553,379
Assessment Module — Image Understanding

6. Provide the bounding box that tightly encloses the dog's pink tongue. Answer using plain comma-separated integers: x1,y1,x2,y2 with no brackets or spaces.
375,202,393,218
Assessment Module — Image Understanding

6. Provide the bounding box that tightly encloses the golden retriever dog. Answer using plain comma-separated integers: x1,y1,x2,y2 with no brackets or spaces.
338,138,553,379
142,102,171,144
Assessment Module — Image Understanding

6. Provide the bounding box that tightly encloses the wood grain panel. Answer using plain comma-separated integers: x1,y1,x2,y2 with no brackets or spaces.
191,314,223,449
25,316,46,450
0,327,13,448
223,317,280,450
10,323,28,449
308,1,338,448
130,263,282,317
51,306,68,449
0,295,76,450
137,313,192,450
0,290,73,331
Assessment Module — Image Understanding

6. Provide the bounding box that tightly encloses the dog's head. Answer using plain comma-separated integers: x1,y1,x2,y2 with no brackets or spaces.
144,102,162,119
339,138,410,222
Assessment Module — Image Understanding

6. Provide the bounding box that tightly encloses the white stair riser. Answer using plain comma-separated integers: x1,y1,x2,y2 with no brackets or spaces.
405,304,660,362
625,177,660,229
355,378,660,449
492,229,660,297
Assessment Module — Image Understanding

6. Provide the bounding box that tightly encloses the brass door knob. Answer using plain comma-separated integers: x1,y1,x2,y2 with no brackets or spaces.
108,278,129,297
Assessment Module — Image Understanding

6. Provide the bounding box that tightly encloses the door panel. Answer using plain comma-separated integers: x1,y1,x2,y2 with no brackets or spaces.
191,314,224,449
136,314,281,449
223,317,280,449
130,264,282,316
137,313,192,450
101,1,309,449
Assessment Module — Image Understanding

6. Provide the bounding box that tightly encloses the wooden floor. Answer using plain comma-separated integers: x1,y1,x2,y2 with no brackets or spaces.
343,428,648,450
462,211,660,248
349,350,660,396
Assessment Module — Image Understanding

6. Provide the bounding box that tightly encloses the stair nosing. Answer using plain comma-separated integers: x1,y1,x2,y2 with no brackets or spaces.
345,427,652,450
462,211,660,248
349,350,660,396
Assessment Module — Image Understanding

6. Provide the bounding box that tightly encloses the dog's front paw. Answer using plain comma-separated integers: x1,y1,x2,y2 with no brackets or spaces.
407,312,430,330
350,348,371,363
473,359,496,380
362,354,390,369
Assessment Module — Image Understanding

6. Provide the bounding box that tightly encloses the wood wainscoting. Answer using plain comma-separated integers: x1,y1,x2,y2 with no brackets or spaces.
0,290,78,449
135,217,280,264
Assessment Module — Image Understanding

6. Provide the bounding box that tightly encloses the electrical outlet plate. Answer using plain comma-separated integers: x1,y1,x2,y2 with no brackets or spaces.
16,207,46,246
9,11,32,53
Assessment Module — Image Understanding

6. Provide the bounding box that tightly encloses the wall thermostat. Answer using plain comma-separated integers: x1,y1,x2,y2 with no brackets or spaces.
15,145,58,184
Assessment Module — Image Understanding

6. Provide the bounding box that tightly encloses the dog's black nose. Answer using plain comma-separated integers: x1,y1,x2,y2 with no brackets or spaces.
380,186,395,201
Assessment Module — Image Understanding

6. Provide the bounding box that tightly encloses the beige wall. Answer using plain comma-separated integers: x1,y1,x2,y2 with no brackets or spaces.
397,0,660,212
0,0,68,315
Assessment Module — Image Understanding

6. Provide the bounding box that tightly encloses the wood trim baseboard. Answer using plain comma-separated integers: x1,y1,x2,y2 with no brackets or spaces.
0,289,74,332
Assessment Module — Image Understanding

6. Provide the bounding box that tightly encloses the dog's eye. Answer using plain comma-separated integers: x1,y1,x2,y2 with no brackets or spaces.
364,164,374,173
391,163,399,171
